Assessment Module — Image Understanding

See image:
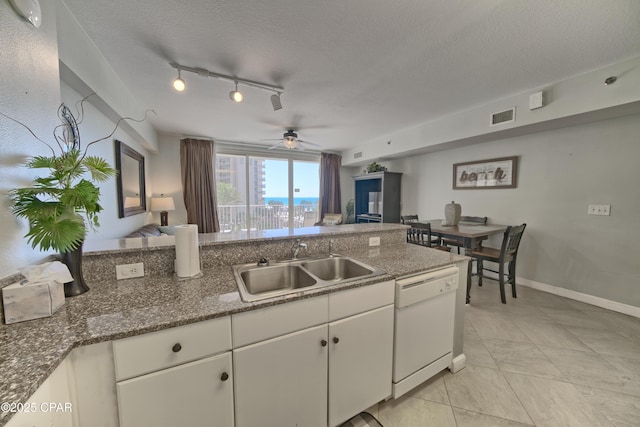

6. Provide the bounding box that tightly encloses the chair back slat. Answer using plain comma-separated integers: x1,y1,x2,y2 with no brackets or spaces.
500,224,527,257
401,214,419,224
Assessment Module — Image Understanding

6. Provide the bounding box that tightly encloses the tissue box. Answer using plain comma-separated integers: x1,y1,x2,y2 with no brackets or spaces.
2,280,65,324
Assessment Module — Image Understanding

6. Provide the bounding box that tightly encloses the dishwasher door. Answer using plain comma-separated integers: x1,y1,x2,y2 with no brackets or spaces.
393,266,458,392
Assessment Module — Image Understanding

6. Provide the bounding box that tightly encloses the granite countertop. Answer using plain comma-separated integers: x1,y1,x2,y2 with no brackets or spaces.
0,242,465,426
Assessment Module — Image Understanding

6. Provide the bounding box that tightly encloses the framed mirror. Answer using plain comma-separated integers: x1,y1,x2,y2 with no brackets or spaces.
115,140,146,218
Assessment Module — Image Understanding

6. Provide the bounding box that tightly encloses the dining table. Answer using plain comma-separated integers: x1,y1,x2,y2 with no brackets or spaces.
415,220,509,303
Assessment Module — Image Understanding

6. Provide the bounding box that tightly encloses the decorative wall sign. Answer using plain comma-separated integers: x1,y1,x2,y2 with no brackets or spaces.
453,156,517,189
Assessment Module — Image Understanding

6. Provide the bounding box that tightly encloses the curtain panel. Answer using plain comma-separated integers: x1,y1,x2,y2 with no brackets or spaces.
318,152,342,221
180,138,220,233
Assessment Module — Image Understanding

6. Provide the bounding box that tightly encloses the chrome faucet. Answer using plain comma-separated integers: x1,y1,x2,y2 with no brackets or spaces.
291,239,308,260
329,239,335,257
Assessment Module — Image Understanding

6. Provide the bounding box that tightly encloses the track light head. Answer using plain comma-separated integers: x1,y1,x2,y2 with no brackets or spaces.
173,69,185,92
270,93,283,111
229,82,243,102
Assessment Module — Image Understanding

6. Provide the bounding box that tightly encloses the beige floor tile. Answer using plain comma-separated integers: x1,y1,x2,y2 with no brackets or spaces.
467,311,531,343
505,371,614,427
378,394,456,427
463,334,498,369
442,366,532,424
513,319,593,351
540,346,640,396
406,371,450,405
563,326,640,360
536,307,611,330
517,289,576,310
484,338,566,380
577,385,640,427
603,355,640,385
587,311,640,338
453,408,534,427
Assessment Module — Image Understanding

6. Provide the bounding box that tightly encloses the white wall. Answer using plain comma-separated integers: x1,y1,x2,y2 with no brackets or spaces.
60,82,154,240
380,113,640,307
0,0,61,276
149,133,188,225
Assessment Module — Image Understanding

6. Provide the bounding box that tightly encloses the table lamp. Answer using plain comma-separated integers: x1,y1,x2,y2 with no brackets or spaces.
151,195,175,226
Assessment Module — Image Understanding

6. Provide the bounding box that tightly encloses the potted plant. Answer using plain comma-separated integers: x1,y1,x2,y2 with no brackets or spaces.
3,95,152,296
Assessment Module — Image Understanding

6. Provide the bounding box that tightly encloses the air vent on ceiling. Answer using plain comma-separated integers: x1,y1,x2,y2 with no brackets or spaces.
354,152,362,159
490,107,516,127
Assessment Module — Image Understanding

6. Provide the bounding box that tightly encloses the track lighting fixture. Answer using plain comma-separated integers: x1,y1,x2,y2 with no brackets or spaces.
173,69,186,92
169,62,284,110
229,82,243,102
270,93,283,111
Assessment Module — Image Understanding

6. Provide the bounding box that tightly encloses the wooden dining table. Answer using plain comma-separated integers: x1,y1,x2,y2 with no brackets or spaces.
416,220,509,304
422,220,508,255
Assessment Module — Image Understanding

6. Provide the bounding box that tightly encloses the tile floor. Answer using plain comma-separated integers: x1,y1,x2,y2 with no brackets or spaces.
369,280,640,426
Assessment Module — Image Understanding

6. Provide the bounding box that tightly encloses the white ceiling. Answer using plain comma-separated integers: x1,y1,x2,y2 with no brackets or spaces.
61,0,640,152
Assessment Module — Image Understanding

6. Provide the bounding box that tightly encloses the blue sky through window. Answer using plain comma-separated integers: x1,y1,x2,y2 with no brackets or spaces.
264,159,319,198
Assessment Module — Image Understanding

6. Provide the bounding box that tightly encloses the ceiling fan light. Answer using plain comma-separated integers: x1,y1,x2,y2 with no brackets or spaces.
283,137,297,149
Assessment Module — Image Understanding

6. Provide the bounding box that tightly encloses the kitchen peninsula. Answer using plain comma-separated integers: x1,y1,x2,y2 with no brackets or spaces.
0,223,468,427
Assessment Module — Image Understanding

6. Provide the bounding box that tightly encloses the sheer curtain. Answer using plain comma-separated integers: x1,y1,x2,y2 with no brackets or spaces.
318,152,342,221
180,138,220,233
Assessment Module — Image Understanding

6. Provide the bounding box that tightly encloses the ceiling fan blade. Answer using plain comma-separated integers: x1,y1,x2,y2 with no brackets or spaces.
298,139,321,147
296,143,305,151
268,143,282,150
260,138,285,141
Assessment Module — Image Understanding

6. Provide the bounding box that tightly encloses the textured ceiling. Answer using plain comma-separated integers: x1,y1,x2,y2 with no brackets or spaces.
61,0,640,152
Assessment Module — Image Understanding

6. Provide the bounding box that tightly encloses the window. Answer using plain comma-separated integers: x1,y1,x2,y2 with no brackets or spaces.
215,150,319,231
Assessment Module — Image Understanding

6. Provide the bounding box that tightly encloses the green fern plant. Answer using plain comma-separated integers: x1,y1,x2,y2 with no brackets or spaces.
3,95,153,253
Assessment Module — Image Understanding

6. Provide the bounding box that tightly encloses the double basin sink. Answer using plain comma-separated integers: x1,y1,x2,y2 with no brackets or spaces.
233,255,385,302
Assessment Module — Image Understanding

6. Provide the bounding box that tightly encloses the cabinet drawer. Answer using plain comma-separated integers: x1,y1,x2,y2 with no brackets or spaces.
329,280,394,321
232,295,328,347
117,353,233,427
113,316,231,381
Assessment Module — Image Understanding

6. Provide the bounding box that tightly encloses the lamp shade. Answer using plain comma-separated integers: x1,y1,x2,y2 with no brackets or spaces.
151,196,175,212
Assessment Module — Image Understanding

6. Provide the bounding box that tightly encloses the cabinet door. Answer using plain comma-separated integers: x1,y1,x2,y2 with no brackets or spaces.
117,352,233,427
328,305,394,427
233,324,328,427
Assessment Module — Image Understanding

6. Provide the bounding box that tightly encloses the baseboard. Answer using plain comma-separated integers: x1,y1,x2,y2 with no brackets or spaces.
517,277,640,318
449,353,466,373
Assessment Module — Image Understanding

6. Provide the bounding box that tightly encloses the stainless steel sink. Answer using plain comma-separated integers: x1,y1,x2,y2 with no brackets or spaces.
301,257,375,281
240,265,317,295
233,255,384,302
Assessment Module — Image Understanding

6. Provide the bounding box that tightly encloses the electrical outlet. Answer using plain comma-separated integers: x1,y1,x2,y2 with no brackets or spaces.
116,262,145,280
369,236,381,247
588,204,611,216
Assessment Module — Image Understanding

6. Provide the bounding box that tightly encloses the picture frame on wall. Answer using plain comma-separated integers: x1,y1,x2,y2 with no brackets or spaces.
453,156,518,189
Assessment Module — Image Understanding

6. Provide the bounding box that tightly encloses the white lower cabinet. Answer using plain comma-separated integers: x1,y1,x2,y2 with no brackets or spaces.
328,305,394,427
233,324,329,427
117,352,234,427
232,281,395,427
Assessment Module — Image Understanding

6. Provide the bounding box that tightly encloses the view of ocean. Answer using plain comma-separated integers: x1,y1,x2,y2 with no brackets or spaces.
264,197,319,206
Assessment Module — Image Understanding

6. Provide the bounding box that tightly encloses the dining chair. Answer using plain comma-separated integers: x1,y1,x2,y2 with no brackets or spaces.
400,214,419,224
442,216,488,253
406,221,450,252
467,223,527,304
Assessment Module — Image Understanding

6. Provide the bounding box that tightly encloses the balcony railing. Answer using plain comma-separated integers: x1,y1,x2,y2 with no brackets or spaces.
218,203,319,231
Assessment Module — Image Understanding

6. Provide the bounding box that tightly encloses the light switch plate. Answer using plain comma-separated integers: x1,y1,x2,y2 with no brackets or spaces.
588,204,610,216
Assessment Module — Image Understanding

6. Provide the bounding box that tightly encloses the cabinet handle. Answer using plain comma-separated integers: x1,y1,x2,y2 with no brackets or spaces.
321,339,328,347
333,337,340,344
172,343,182,353
220,372,229,382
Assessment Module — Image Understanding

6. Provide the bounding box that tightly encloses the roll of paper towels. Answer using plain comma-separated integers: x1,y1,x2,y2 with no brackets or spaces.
175,224,201,278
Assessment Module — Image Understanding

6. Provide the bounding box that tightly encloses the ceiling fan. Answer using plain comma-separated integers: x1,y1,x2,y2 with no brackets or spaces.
263,129,321,151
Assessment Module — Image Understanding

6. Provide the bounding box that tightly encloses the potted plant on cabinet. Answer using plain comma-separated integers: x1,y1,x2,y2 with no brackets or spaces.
3,96,152,296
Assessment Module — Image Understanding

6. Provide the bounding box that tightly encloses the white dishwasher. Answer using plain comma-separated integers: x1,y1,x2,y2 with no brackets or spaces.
393,265,458,398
